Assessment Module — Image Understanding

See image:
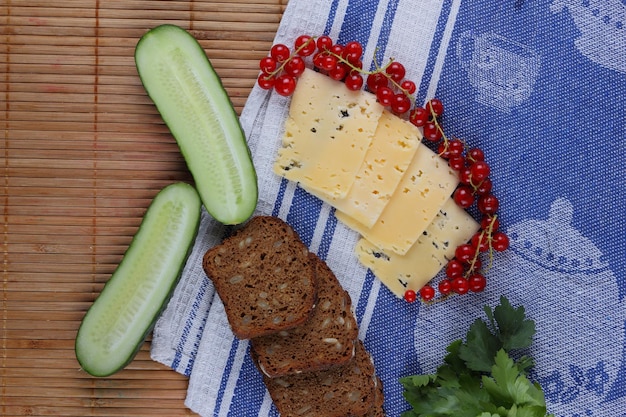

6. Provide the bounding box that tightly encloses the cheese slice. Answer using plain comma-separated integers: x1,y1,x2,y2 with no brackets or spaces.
336,143,459,255
355,198,480,297
308,110,421,228
273,69,384,200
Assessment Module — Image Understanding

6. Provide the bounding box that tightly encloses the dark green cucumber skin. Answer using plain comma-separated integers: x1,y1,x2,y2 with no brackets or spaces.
75,182,201,377
134,24,258,225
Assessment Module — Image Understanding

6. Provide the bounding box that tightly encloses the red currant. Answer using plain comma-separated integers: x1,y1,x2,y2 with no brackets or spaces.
448,155,466,171
294,35,316,56
285,56,306,77
426,98,444,117
447,139,464,156
470,161,490,183
445,259,465,278
475,178,493,196
328,63,348,81
471,232,490,252
438,142,451,159
452,277,470,294
385,61,406,82
480,215,500,232
468,274,487,292
453,186,475,208
259,56,278,73
455,243,475,263
270,43,291,62
423,121,443,142
366,72,388,93
312,52,325,69
345,71,364,91
400,80,416,94
316,53,338,71
459,167,473,185
409,107,429,127
467,256,482,273
343,41,363,63
376,86,394,106
273,74,296,96
478,194,499,215
438,279,452,295
351,60,364,70
316,35,333,51
420,285,435,301
329,43,344,56
404,289,417,303
391,93,411,114
257,73,275,90
491,232,510,252
468,147,485,162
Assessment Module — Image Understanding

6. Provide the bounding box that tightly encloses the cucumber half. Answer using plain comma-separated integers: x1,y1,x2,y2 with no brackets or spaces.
75,182,201,377
135,24,258,225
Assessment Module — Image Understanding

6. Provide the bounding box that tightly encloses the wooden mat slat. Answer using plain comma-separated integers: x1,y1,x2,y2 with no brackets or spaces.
3,1,286,415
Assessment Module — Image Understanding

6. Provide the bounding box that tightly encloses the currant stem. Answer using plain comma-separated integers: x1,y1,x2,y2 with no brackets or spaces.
465,214,499,278
265,36,317,78
322,47,421,105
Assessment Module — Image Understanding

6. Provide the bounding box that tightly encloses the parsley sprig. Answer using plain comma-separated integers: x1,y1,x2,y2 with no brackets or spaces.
400,296,554,417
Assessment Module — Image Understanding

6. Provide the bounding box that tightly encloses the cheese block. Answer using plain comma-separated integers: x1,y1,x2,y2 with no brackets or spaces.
273,69,384,200
336,143,459,255
355,198,480,297
311,110,422,228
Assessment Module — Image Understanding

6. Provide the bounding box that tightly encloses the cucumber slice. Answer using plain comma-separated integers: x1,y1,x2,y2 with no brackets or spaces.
134,24,258,225
75,182,201,377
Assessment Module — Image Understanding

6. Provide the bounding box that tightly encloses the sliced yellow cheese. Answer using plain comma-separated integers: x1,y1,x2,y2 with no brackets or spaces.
336,143,459,255
308,110,422,228
355,198,480,297
273,69,384,200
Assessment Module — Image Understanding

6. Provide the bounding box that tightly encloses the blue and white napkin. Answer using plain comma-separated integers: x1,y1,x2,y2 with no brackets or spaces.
151,1,626,416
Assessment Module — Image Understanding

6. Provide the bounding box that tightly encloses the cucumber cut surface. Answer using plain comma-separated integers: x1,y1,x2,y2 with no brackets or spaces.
75,182,201,377
135,24,258,225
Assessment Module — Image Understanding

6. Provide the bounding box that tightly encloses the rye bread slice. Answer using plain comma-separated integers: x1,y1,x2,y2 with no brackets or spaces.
202,216,317,339
366,377,386,417
250,253,358,377
262,340,377,417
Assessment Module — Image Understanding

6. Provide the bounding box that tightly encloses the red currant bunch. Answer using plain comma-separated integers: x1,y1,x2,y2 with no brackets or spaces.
256,35,317,96
362,61,417,115
402,101,510,303
257,35,367,97
258,35,436,120
311,36,366,90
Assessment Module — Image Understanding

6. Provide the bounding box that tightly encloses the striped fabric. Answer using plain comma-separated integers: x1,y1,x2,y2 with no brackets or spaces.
151,0,626,416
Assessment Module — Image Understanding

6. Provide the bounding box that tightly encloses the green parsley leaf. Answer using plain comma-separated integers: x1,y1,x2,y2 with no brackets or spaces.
399,374,436,389
492,296,536,350
459,318,501,372
400,297,553,417
482,350,547,409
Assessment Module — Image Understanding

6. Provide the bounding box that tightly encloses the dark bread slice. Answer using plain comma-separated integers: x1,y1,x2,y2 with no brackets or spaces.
366,376,386,417
251,253,359,377
262,340,376,417
202,216,317,339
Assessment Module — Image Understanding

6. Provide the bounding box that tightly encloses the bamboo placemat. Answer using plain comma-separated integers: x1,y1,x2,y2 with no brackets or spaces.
1,1,286,415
